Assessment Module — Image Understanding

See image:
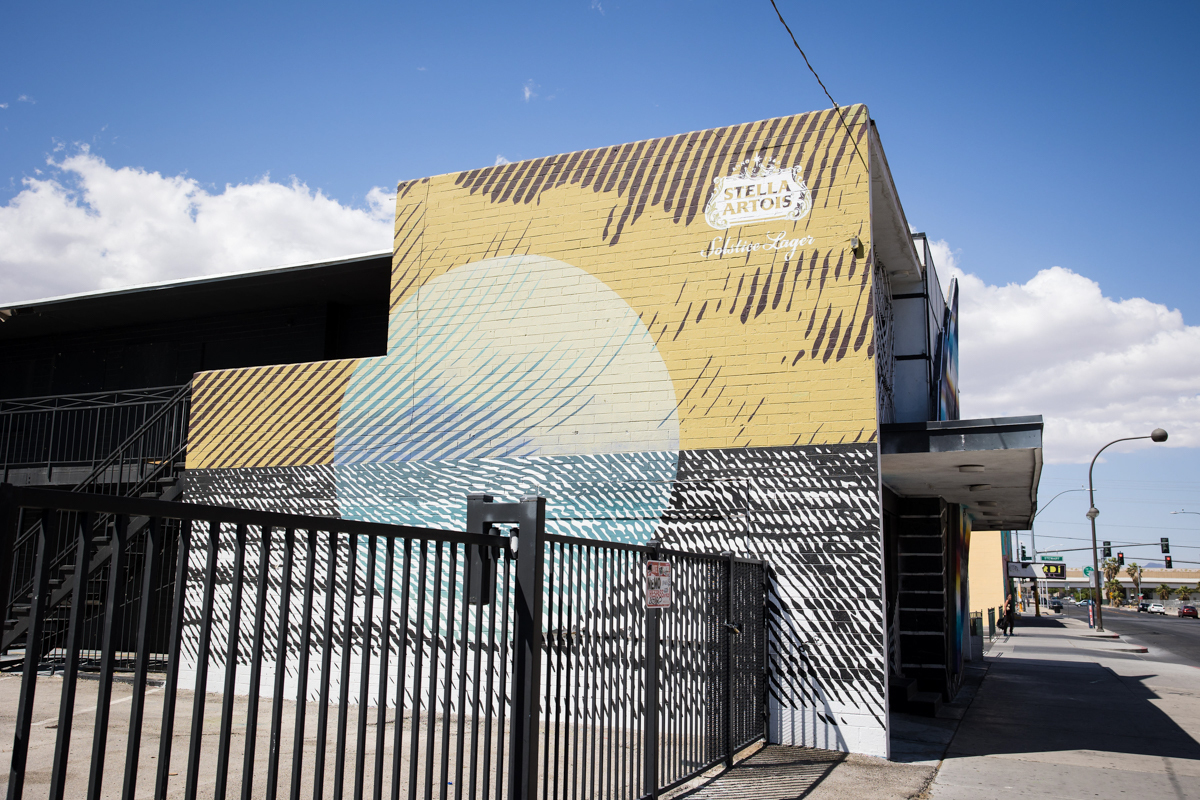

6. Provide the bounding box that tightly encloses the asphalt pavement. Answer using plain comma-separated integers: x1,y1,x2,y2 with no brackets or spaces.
1061,603,1200,664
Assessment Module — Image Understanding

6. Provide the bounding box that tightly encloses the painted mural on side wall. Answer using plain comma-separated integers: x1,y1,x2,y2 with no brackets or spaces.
183,105,891,756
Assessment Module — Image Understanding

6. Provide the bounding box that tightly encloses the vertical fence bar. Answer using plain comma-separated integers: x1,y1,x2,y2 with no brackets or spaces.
155,518,194,800
374,536,395,800
214,523,249,800
333,532,359,800
423,540,445,800
185,520,221,800
354,535,377,800
453,544,474,800
89,514,129,800
315,530,341,800
492,552,511,800
7,507,54,800
121,516,165,800
507,496,546,800
266,528,296,800
722,552,734,768
242,525,275,800
391,538,413,800
437,544,460,800
407,539,430,800
644,544,660,800
48,511,93,800
291,529,320,800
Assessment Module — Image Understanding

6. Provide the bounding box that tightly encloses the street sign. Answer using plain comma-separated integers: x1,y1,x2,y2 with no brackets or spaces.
1083,566,1094,577
1039,555,1063,562
646,560,672,608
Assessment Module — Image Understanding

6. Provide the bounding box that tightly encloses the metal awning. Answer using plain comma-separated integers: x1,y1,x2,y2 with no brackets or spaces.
880,415,1043,530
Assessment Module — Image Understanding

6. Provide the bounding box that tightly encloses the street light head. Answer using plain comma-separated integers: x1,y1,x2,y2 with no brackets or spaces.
1151,428,1168,443
1086,507,1100,520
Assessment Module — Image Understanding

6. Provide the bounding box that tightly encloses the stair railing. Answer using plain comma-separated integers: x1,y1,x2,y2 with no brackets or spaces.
3,382,192,656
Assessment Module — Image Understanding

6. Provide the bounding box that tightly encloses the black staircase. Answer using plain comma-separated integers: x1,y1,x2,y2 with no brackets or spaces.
894,498,949,715
0,383,191,665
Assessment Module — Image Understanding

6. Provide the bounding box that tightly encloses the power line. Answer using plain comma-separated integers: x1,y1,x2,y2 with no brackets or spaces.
768,0,868,171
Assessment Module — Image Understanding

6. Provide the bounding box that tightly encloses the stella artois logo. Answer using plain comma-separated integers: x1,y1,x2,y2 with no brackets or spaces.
704,158,812,230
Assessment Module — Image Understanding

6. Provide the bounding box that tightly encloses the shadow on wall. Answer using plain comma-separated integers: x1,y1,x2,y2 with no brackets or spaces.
949,656,1200,761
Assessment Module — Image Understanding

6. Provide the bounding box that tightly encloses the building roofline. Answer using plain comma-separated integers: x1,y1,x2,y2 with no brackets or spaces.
1,250,391,312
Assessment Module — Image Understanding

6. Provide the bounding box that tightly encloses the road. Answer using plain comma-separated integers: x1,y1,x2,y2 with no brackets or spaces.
1059,603,1200,664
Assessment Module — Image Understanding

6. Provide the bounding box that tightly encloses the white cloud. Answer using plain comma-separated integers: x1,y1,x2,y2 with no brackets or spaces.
17,95,33,104
591,0,605,13
0,147,393,304
494,154,511,166
928,239,1200,463
0,103,8,109
523,80,538,102
417,66,427,72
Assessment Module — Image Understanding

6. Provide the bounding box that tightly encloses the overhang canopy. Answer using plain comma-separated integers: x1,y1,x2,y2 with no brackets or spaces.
880,415,1043,530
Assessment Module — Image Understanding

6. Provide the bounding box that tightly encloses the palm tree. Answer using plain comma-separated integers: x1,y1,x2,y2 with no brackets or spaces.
1156,584,1174,602
1102,557,1120,583
1104,577,1124,606
1126,563,1144,603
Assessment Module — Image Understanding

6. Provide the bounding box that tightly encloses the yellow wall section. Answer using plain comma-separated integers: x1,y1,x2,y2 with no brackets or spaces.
186,360,357,469
392,106,878,452
187,106,880,468
968,530,1007,615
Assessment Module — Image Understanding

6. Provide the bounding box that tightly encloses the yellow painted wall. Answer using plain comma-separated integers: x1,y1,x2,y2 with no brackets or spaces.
968,530,1007,614
188,106,880,469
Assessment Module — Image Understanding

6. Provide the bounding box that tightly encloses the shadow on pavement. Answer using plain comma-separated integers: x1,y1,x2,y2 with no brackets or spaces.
947,655,1200,761
675,747,846,799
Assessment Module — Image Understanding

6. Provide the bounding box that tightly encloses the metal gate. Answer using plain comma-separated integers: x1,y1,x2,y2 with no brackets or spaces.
0,485,766,800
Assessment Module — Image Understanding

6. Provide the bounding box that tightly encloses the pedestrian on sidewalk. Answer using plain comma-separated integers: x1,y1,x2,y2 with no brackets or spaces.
1003,593,1016,636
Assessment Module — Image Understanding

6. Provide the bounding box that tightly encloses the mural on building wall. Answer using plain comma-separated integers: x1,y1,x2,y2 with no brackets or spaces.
184,105,894,756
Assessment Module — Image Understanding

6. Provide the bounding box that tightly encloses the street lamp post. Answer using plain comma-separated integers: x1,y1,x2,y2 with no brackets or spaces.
1029,488,1089,617
1087,428,1168,632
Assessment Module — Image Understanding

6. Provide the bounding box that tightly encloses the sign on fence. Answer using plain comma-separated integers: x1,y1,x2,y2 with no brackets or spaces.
646,560,672,608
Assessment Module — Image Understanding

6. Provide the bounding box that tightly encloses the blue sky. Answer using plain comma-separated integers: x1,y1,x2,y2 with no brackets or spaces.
2,0,1198,566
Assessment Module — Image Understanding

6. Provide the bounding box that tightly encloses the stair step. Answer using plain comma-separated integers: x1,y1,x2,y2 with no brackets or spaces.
889,676,918,707
60,564,76,574
93,537,111,547
139,492,160,498
907,691,943,717
157,477,177,485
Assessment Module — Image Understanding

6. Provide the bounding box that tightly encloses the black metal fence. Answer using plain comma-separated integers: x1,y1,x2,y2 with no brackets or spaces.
0,485,766,800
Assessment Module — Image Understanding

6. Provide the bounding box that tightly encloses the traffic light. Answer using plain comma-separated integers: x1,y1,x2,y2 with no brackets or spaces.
1103,541,1112,558
1020,544,1028,561
1162,537,1171,554
1165,555,1173,569
1117,552,1125,566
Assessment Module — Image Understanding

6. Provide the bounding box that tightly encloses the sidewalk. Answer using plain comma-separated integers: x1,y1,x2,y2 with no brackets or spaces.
929,613,1200,799
684,613,1200,799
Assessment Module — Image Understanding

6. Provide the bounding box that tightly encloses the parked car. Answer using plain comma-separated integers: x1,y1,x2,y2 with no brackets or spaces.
1078,599,1092,606
1179,605,1198,618
1138,602,1151,613
1149,603,1167,615
1049,599,1063,612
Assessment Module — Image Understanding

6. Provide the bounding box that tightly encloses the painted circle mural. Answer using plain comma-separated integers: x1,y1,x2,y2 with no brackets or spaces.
333,254,680,539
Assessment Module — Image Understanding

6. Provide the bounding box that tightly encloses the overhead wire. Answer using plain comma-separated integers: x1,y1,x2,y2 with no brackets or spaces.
768,0,868,171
